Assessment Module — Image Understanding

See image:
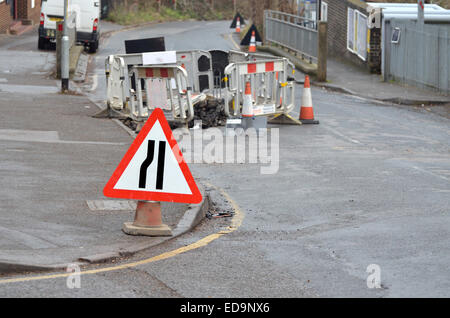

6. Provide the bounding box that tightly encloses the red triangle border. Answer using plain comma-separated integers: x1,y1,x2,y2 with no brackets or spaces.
103,108,203,204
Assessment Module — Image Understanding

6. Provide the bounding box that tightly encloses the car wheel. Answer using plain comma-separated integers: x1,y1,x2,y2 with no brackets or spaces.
88,40,99,54
38,37,46,50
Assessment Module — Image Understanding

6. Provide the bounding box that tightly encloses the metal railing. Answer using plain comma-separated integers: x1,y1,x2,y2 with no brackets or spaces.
264,10,318,63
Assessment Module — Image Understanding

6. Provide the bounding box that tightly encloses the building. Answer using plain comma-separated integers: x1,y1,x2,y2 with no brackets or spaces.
319,0,381,73
320,0,450,92
368,2,450,93
0,0,42,34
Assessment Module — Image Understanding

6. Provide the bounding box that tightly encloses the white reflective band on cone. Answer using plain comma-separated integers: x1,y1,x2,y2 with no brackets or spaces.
242,92,253,117
302,87,313,108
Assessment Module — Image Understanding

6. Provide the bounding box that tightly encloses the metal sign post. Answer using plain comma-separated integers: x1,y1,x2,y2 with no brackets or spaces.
418,0,425,24
61,0,69,92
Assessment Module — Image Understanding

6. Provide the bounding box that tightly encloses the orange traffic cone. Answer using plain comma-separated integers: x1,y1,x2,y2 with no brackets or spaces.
236,17,241,33
299,75,319,124
242,81,253,117
248,30,256,53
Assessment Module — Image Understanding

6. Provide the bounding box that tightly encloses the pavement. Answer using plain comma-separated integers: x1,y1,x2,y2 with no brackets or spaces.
0,23,209,274
324,57,450,105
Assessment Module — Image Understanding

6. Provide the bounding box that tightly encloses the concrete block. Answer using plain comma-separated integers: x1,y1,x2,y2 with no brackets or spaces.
122,222,173,237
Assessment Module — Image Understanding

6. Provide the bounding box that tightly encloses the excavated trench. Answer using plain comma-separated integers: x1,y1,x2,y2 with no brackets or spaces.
119,96,228,133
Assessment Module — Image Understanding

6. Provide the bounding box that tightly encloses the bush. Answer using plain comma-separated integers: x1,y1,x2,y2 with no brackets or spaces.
106,0,234,25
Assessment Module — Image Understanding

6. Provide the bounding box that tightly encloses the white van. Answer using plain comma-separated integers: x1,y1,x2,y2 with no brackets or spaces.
38,0,101,53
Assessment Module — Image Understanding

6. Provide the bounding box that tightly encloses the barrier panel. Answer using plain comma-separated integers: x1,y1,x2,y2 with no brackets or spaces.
105,50,213,114
129,65,196,123
224,57,296,118
104,50,298,125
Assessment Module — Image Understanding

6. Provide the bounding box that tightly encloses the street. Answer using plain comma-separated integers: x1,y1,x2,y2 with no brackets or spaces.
0,18,449,298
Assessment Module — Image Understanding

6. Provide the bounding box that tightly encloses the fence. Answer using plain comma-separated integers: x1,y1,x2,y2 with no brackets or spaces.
384,20,450,94
264,10,318,63
264,10,327,81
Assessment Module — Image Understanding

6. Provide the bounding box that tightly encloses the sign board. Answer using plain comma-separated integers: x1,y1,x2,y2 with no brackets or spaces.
142,51,177,65
418,0,425,23
104,108,202,204
125,37,166,54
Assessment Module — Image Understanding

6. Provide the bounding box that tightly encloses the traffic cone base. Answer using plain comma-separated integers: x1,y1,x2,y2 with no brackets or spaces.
123,201,172,237
299,119,320,124
123,222,172,237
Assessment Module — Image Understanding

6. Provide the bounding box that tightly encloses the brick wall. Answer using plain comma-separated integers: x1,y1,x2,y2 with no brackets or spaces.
18,0,41,24
324,0,348,57
17,0,26,19
0,1,13,33
324,0,371,69
28,0,41,24
368,28,381,73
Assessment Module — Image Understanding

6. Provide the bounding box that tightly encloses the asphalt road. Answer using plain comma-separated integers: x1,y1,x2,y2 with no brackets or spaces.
0,20,449,298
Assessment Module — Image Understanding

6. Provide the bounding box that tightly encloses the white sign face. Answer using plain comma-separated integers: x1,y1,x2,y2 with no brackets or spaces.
114,120,192,195
142,51,177,65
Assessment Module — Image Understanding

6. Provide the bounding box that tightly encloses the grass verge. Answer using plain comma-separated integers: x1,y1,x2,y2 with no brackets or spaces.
107,4,233,25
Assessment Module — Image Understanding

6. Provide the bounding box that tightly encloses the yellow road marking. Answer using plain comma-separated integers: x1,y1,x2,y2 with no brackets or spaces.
0,184,244,285
227,33,241,51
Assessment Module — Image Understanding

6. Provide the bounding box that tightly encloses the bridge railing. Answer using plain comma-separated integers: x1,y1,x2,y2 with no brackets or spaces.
264,10,327,81
264,10,318,64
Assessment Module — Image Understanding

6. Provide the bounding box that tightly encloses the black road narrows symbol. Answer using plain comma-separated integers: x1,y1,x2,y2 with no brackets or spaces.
139,140,155,189
139,140,166,190
156,141,166,190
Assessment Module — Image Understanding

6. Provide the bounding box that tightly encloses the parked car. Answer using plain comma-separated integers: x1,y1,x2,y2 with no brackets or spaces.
38,0,100,53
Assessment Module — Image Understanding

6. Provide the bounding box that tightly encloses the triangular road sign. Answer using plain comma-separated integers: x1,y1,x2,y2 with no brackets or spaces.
240,24,263,46
104,108,202,204
230,12,246,28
